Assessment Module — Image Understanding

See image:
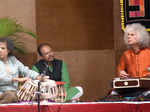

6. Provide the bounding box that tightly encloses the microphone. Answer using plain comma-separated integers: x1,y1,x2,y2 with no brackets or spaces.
40,61,48,81
37,79,41,112
42,61,52,79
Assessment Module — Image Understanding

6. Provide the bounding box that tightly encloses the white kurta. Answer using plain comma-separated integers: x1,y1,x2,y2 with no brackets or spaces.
0,56,39,93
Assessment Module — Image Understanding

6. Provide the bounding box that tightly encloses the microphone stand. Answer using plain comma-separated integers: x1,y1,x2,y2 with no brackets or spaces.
37,72,46,112
37,81,41,112
37,62,50,112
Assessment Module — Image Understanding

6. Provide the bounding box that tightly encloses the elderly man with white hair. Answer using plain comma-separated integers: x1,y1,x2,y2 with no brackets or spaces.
108,23,150,101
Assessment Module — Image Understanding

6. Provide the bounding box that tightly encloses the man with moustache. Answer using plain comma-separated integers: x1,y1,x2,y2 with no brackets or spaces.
32,43,83,102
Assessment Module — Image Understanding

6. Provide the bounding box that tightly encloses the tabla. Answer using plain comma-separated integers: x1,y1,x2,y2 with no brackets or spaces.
17,80,66,102
17,80,38,101
40,81,66,102
53,81,66,102
40,80,57,100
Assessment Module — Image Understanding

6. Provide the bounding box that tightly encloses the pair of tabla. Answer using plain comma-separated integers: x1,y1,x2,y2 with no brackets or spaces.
17,80,66,102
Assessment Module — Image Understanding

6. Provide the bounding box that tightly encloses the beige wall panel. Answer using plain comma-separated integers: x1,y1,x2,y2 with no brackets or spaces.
36,0,113,51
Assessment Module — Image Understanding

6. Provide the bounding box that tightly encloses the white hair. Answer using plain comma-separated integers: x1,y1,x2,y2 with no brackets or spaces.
124,23,150,48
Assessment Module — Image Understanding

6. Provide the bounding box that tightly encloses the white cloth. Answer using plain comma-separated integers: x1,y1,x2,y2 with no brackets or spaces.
110,90,118,95
71,86,83,101
143,90,150,96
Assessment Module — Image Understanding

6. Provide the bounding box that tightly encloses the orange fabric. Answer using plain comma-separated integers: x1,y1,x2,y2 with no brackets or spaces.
140,0,145,16
117,48,150,77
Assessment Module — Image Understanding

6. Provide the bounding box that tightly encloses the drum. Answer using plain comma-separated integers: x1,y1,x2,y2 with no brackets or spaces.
53,81,66,102
40,80,58,100
40,81,66,102
17,80,38,101
17,80,66,102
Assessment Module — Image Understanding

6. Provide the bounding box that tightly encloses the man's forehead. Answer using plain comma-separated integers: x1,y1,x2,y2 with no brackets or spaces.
41,45,51,49
0,42,7,46
41,45,52,52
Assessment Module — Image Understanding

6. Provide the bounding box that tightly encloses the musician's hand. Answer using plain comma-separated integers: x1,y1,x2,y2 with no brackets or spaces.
36,75,42,80
42,76,50,81
36,75,50,81
143,74,150,78
120,70,129,78
13,77,30,82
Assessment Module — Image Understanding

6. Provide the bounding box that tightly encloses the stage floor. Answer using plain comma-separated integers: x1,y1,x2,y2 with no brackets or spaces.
1,101,150,112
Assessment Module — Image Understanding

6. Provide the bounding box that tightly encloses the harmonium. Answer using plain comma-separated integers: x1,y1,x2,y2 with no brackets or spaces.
113,77,150,89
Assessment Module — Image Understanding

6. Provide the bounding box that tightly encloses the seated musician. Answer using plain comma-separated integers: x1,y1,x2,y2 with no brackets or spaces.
32,43,83,102
0,37,47,104
110,23,150,100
